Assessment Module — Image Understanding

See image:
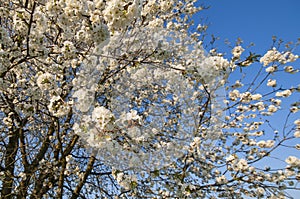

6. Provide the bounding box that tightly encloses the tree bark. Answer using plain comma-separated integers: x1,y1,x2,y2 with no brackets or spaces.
1,128,19,198
70,151,96,199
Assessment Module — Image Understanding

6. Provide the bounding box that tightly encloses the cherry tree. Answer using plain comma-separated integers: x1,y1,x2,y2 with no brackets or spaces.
0,0,299,198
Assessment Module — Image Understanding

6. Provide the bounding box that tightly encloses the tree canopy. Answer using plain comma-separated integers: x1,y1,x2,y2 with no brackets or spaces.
0,0,299,198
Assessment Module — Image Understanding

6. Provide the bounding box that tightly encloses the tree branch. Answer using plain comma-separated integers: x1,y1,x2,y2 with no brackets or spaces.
1,128,19,198
70,151,96,199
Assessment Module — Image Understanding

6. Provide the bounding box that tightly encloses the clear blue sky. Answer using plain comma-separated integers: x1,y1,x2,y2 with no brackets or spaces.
202,0,300,52
197,1,300,198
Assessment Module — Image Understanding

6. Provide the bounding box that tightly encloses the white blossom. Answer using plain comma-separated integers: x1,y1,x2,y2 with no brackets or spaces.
271,98,282,106
226,154,236,162
290,106,299,113
294,131,300,138
260,48,286,66
216,175,228,184
283,52,299,62
267,79,277,87
285,156,300,167
236,159,249,171
268,105,278,113
276,90,292,97
48,96,70,117
265,65,277,73
284,66,294,73
257,140,266,148
229,89,240,101
251,93,262,101
232,46,244,58
3,117,13,127
36,72,55,91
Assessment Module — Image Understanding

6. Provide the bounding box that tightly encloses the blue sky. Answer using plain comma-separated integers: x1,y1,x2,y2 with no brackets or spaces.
197,1,300,197
202,0,300,52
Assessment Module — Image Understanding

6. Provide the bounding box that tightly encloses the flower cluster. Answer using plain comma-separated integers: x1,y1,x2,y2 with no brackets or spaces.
232,45,244,58
36,72,55,91
260,47,299,67
103,0,141,31
260,47,287,66
48,96,70,117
